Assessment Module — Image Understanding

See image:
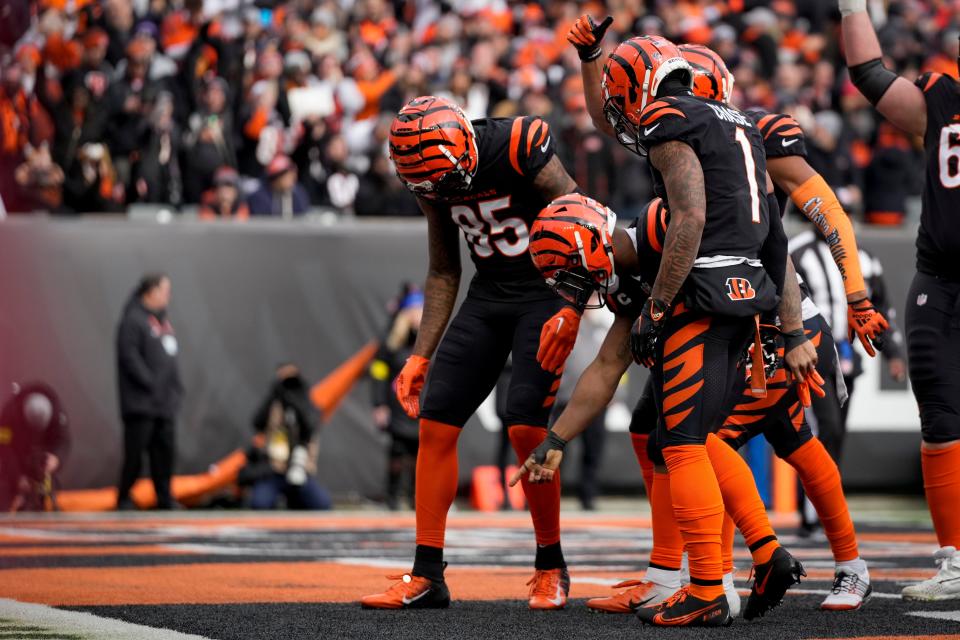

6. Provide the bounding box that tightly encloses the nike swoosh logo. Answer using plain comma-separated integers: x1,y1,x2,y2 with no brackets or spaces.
782,138,798,147
555,317,564,334
755,568,773,596
540,137,551,153
629,594,658,610
653,603,718,625
644,124,661,136
401,590,430,605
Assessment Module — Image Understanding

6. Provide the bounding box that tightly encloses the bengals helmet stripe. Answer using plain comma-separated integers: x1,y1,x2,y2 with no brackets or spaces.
680,43,734,104
644,197,669,254
388,95,478,196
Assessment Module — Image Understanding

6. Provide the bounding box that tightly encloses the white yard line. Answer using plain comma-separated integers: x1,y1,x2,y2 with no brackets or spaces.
907,610,960,623
0,599,216,640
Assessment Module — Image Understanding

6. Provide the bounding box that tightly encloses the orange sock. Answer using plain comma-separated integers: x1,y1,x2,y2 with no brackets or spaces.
705,434,779,565
650,469,685,570
415,419,462,548
632,433,656,503
787,438,859,561
509,425,561,546
663,445,725,600
721,514,736,574
921,441,960,548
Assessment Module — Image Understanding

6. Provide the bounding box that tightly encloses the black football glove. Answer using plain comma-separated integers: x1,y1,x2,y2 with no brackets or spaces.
630,298,669,368
566,14,614,61
530,431,568,465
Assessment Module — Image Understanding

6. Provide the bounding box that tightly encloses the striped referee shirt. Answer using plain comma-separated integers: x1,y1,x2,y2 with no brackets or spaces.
789,229,904,359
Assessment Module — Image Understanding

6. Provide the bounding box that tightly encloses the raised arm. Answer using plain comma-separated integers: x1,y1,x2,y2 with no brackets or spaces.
567,14,615,137
840,2,926,137
510,314,633,485
393,197,461,418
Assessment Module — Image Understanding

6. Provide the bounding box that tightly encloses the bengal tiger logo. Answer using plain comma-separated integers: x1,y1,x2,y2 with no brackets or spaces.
726,277,756,301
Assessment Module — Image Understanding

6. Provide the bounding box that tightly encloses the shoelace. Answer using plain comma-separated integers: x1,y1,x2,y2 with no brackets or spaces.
527,571,559,597
660,586,690,609
383,574,421,595
831,572,863,595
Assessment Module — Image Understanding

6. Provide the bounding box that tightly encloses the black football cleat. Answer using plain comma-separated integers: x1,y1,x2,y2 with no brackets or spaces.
743,547,806,620
636,586,732,627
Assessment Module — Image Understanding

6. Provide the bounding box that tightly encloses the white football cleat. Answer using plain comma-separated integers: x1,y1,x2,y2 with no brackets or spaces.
902,546,960,601
821,568,871,610
723,571,741,618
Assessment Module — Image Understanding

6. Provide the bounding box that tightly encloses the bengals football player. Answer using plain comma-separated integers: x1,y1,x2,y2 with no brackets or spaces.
841,0,960,601
359,96,582,611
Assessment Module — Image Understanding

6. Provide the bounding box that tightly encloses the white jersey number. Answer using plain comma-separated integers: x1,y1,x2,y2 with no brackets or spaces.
735,127,762,223
938,124,960,188
450,196,529,258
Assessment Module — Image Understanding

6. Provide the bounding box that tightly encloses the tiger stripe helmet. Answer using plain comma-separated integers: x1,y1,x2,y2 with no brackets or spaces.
388,96,478,198
601,36,693,154
639,196,669,255
530,193,618,310
680,43,734,104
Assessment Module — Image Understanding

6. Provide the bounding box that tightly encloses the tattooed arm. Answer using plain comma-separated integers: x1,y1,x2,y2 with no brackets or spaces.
533,155,578,201
648,141,706,306
410,196,462,359
779,257,803,334
550,314,633,442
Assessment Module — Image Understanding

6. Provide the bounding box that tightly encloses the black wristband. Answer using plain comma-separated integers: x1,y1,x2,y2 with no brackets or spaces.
782,328,807,352
545,430,567,451
531,430,568,465
849,58,898,106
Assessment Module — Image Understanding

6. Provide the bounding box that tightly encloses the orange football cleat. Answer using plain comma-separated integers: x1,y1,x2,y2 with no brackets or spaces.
360,573,450,609
527,568,570,610
586,579,678,614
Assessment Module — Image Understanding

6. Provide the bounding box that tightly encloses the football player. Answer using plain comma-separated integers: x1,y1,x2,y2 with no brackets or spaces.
359,97,581,610
533,31,815,626
840,1,960,600
680,43,873,610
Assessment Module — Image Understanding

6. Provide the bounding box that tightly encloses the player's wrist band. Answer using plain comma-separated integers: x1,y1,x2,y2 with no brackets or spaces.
781,328,807,352
579,46,603,62
545,431,568,451
849,58,897,106
838,0,866,16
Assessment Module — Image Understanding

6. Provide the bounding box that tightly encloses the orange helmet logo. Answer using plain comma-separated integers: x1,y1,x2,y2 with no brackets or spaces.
726,277,756,301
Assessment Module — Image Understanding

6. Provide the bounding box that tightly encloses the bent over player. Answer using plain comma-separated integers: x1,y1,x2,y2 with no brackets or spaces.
360,96,580,610
840,0,960,600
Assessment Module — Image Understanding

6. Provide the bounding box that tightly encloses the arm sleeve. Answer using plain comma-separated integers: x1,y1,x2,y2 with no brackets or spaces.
789,173,867,298
507,116,555,179
748,110,808,159
759,192,788,297
116,317,155,391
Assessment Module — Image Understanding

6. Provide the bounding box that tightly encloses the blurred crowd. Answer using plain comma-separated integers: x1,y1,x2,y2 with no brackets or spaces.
0,0,953,221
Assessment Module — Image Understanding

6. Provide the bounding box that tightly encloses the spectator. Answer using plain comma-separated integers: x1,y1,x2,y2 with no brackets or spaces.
355,152,419,217
0,382,69,512
115,273,183,511
198,166,248,220
0,61,54,212
182,77,236,203
559,94,617,206
104,38,159,186
320,134,359,214
131,91,182,206
14,142,64,212
248,154,309,218
370,287,423,510
247,364,331,511
62,142,124,213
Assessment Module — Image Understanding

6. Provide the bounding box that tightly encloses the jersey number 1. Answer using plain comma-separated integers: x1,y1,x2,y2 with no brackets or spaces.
450,196,529,258
735,127,761,223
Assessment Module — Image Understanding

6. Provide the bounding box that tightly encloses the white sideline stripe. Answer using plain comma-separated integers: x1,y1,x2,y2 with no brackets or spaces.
907,610,960,623
0,599,214,640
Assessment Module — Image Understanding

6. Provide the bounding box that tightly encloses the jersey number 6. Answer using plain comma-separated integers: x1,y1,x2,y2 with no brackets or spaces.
450,196,530,258
938,124,960,188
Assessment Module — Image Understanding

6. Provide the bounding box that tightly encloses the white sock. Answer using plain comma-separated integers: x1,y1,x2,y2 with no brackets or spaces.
836,557,869,583
645,567,682,589
722,571,736,589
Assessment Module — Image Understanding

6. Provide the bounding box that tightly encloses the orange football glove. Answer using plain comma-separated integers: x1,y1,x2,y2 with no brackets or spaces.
796,369,826,408
566,14,614,61
847,297,889,357
395,355,429,418
538,306,581,373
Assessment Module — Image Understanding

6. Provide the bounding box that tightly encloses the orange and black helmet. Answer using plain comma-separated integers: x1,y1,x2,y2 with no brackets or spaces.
601,36,692,155
530,193,618,309
388,96,478,198
680,43,734,104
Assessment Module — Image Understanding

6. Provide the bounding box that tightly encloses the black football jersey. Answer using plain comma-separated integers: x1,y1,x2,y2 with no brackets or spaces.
746,110,808,161
437,116,558,300
605,209,668,319
635,95,778,316
914,72,960,280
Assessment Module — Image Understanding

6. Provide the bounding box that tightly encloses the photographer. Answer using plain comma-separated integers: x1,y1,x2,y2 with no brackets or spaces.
246,364,331,510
